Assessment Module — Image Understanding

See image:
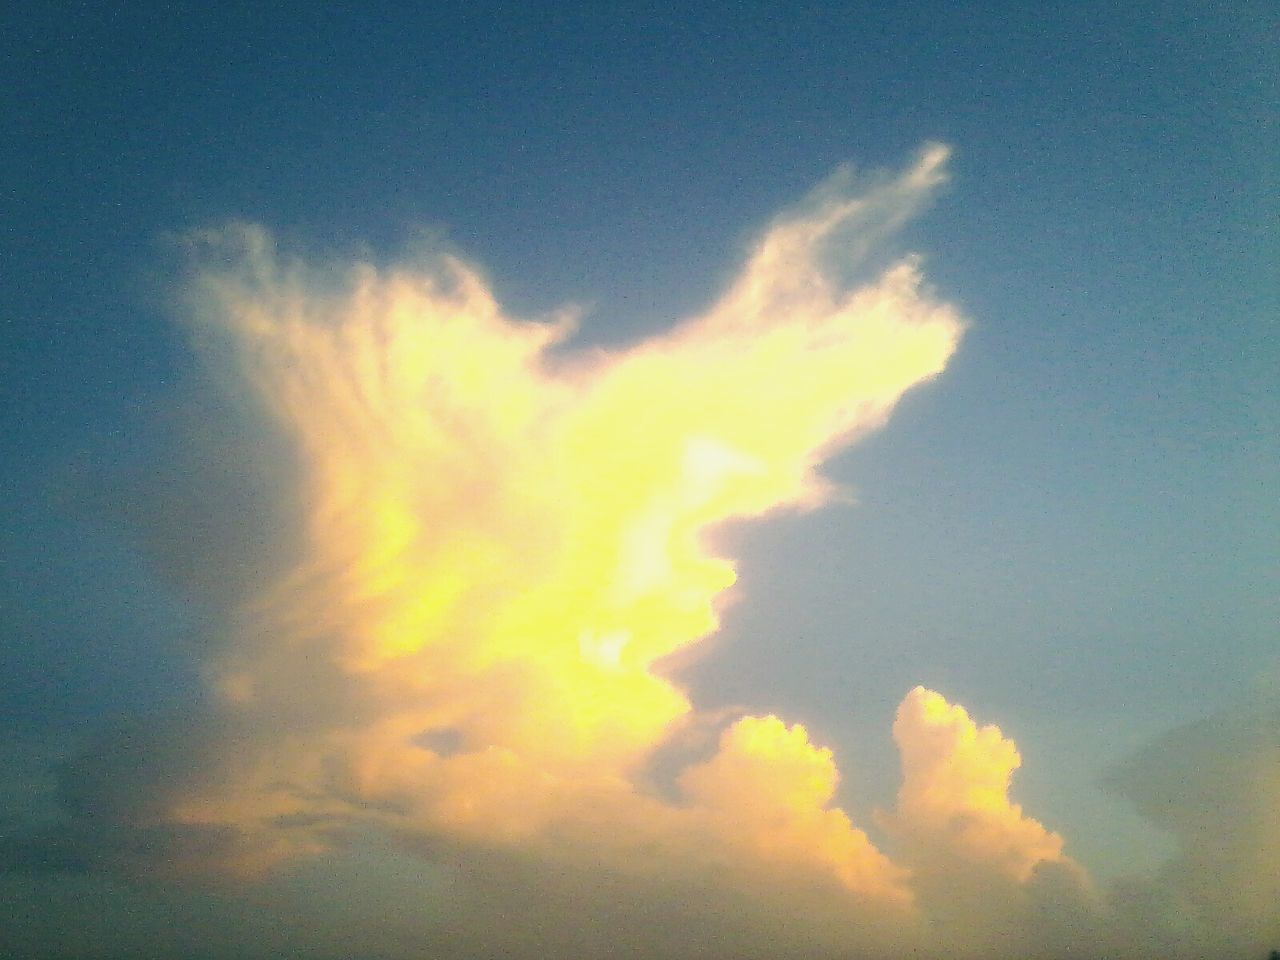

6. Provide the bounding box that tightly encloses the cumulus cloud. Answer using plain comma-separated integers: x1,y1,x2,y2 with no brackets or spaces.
883,686,1069,880
876,688,1103,956
679,714,912,906
8,145,1267,959
124,144,961,893
1103,696,1280,956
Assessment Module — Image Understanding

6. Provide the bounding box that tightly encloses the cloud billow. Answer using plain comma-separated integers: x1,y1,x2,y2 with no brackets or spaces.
14,145,1274,959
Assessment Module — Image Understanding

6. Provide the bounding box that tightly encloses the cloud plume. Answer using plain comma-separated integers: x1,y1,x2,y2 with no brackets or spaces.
884,686,1069,880
145,144,962,888
11,145,1267,959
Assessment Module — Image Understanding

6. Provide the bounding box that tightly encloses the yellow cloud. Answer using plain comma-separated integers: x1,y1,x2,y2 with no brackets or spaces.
680,715,913,905
158,148,964,907
884,686,1067,879
25,143,1264,959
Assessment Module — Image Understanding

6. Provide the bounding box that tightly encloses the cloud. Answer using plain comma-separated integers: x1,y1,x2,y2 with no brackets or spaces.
129,144,961,889
1104,696,1280,955
679,714,912,905
883,686,1069,880
877,688,1106,955
10,144,1265,958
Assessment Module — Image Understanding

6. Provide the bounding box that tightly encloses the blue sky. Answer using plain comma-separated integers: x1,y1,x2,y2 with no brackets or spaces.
2,2,1276,957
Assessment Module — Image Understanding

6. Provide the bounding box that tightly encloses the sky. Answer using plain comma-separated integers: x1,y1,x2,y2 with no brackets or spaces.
0,2,1276,958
